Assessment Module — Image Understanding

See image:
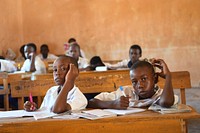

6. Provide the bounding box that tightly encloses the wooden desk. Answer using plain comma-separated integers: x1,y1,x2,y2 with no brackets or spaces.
0,108,199,133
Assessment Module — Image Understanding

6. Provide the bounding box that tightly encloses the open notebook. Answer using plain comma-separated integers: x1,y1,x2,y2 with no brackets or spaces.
72,108,146,120
0,108,63,120
148,104,192,114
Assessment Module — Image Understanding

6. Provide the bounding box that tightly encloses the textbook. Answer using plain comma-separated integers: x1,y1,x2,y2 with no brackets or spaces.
148,104,192,114
72,108,146,120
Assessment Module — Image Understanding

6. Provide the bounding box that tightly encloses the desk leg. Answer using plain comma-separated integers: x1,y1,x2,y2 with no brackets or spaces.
181,119,187,133
18,97,24,110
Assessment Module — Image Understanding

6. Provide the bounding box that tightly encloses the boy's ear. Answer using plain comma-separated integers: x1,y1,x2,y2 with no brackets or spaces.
154,73,158,84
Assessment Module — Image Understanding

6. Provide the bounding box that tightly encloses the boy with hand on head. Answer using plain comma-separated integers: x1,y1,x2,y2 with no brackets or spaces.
24,55,87,113
88,59,176,109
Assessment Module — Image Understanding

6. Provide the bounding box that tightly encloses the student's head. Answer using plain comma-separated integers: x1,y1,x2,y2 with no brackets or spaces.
68,38,76,44
27,43,37,52
40,44,49,59
90,56,105,70
68,43,81,61
129,44,142,64
24,43,36,59
130,60,157,99
53,55,78,86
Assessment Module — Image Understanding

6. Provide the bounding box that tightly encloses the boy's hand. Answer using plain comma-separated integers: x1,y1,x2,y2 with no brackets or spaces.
24,101,37,112
151,59,170,79
65,64,79,82
112,96,130,109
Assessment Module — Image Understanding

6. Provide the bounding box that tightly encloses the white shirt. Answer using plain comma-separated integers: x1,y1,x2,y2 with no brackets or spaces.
37,53,58,61
21,56,46,74
0,59,17,72
95,85,178,107
105,59,129,69
80,49,86,58
40,85,87,111
78,57,89,69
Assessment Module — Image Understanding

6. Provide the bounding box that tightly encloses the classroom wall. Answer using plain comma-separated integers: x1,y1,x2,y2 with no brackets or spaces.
0,0,23,56
0,0,200,87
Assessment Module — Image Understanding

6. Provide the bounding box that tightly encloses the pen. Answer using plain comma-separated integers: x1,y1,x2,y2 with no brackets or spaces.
119,86,126,97
29,92,33,103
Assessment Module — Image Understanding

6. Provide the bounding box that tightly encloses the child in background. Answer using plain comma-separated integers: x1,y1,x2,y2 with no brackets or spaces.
88,59,176,109
106,44,142,70
64,38,86,58
37,44,58,61
24,55,87,113
67,43,90,71
21,43,46,74
89,56,106,71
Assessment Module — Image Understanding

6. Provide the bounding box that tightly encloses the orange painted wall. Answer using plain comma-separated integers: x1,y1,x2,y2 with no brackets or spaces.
0,0,23,56
0,0,200,86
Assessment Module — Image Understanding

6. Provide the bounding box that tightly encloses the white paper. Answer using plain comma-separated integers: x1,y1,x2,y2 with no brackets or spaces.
104,108,146,115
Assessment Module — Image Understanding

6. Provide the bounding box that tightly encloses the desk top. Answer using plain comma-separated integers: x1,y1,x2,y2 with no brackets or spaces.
0,108,199,125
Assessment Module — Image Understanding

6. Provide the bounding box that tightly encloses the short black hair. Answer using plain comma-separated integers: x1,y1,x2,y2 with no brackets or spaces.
57,55,79,69
26,43,37,52
70,43,80,50
130,60,155,74
40,44,49,50
68,38,76,43
130,44,142,55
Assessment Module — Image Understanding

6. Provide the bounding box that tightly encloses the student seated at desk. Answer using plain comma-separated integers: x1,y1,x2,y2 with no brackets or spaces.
0,59,17,72
24,55,87,113
88,59,177,109
21,43,46,74
67,43,89,71
106,44,142,70
37,44,58,61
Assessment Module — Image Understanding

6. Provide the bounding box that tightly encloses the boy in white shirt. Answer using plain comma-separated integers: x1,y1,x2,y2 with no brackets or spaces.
21,43,46,74
67,43,89,71
106,44,142,70
88,59,177,109
24,55,87,113
37,44,58,61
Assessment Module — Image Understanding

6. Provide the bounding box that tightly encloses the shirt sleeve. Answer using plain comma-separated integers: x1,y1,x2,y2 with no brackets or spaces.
94,86,133,101
67,87,88,110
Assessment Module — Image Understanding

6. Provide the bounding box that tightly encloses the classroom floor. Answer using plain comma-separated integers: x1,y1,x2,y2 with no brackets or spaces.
174,87,200,133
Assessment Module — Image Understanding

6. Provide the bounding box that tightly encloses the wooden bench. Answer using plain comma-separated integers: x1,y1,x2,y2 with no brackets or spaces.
10,70,191,108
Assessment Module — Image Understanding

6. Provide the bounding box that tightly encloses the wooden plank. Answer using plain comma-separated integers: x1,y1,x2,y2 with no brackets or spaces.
157,71,191,89
0,108,200,133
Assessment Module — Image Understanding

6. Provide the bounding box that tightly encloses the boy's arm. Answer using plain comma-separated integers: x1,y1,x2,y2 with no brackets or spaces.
29,53,36,72
52,64,78,113
88,96,129,110
152,59,174,107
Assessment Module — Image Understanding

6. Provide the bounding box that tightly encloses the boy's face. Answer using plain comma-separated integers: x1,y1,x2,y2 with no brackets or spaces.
68,46,79,60
53,58,70,86
41,47,49,59
129,49,141,64
130,66,155,99
24,46,34,59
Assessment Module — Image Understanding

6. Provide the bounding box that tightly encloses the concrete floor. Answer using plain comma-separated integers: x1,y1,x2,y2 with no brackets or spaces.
174,87,200,133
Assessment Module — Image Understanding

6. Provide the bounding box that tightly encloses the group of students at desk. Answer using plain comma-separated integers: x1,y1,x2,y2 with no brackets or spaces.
1,38,142,74
23,54,178,117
